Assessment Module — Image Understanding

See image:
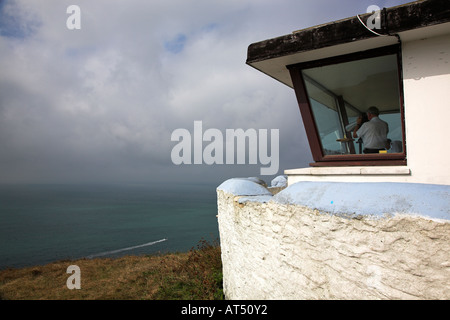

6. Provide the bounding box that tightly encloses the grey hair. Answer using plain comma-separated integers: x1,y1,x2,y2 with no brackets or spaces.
367,106,379,116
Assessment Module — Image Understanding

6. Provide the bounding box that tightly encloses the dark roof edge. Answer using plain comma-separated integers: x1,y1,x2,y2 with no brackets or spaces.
246,0,450,64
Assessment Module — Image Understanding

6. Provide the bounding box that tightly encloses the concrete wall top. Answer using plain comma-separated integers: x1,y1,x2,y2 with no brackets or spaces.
217,178,450,222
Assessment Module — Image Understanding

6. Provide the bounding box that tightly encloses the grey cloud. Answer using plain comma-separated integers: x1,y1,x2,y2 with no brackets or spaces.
0,0,412,185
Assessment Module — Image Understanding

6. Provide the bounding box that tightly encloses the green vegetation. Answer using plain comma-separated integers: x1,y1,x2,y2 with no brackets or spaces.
0,239,223,300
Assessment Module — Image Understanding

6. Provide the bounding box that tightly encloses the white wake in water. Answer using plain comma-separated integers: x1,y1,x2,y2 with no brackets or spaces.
86,238,168,258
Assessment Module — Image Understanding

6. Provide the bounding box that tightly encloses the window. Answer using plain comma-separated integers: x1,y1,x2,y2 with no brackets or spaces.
288,45,406,166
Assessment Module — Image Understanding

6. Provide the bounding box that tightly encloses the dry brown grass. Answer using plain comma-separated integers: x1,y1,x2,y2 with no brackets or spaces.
0,240,223,300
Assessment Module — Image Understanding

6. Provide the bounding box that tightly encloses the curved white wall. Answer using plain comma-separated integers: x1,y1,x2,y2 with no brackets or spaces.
217,179,450,300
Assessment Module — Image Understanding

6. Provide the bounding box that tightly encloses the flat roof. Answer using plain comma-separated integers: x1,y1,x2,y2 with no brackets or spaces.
247,0,450,88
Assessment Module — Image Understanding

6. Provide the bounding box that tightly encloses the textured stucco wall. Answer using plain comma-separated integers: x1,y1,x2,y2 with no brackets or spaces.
217,178,450,300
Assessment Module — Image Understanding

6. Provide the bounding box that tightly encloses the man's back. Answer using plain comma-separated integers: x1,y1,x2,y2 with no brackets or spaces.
357,116,389,150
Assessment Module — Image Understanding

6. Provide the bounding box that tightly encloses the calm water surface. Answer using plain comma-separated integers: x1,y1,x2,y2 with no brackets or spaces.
0,183,219,269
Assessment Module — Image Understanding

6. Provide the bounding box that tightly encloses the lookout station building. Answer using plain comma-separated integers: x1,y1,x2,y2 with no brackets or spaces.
246,0,450,186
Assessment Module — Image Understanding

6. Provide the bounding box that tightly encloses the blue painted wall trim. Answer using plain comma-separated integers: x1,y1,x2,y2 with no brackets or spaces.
217,179,450,221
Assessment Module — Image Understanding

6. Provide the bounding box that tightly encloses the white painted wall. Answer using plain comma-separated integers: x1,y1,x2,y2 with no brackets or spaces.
401,33,450,185
287,33,450,186
217,178,450,300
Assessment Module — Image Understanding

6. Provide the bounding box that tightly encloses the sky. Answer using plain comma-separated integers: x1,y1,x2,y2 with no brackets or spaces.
0,0,414,186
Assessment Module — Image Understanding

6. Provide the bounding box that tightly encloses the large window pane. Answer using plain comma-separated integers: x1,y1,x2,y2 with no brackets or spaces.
302,53,403,155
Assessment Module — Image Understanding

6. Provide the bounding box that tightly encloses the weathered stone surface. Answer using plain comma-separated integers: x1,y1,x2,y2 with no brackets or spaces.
217,180,450,300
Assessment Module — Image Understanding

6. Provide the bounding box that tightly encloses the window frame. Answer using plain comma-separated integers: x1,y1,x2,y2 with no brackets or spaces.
287,44,406,167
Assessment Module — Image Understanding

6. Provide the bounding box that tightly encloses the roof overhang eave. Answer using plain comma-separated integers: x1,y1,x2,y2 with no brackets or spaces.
246,0,450,88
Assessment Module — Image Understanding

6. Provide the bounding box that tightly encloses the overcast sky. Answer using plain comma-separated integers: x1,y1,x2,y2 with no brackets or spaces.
0,0,413,186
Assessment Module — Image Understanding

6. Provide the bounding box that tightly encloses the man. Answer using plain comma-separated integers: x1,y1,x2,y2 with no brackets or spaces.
352,106,389,154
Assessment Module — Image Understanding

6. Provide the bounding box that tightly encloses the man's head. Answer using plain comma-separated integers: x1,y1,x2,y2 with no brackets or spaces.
367,106,379,119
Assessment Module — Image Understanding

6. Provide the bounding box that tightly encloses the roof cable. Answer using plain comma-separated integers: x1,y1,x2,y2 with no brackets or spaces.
356,10,401,44
356,14,388,37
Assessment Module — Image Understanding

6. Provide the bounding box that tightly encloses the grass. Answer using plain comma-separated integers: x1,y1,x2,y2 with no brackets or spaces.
0,239,223,300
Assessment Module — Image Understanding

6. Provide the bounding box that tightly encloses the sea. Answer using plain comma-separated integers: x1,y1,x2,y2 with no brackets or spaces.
0,182,220,270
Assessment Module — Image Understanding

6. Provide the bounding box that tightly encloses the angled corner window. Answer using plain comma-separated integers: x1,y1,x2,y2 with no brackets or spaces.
288,45,406,166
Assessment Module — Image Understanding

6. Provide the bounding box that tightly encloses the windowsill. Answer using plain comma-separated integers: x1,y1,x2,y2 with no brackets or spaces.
285,166,411,176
